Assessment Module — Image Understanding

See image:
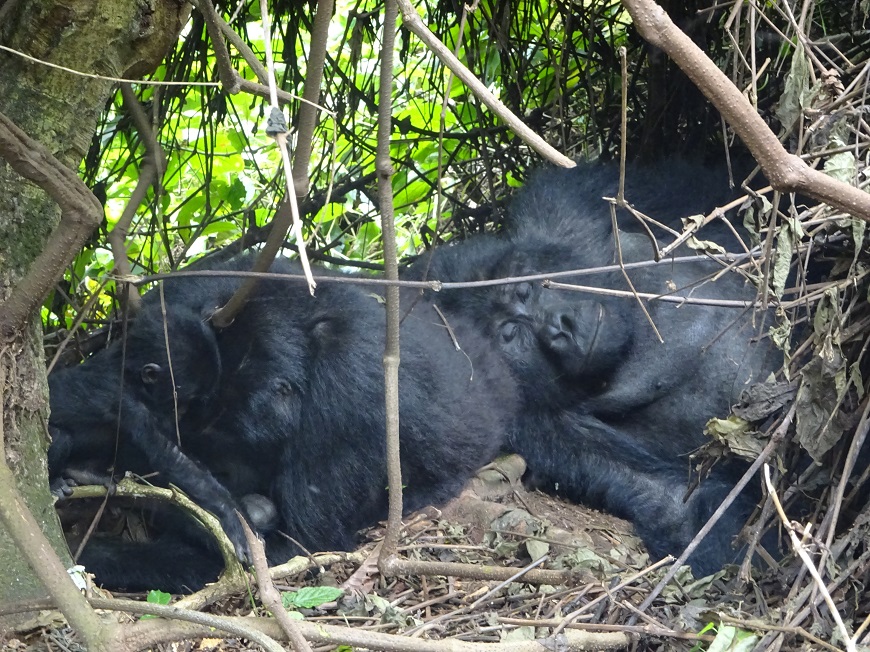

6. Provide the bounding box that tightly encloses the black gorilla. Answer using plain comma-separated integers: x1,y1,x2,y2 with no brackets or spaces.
406,160,780,574
49,256,516,591
48,299,252,567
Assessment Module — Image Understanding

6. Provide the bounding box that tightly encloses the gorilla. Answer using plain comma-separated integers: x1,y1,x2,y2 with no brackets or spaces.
406,159,781,574
48,256,516,592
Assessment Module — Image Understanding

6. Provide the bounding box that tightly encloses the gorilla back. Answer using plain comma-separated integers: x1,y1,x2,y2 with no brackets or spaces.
48,256,516,591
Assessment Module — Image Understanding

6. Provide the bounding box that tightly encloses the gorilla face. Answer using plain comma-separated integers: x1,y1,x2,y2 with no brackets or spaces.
47,305,223,481
536,296,632,386
485,251,634,399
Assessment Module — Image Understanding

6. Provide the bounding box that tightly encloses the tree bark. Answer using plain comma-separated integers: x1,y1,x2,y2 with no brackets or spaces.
0,0,188,604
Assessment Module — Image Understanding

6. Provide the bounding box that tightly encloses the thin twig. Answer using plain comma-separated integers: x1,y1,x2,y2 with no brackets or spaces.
240,515,314,652
765,465,856,651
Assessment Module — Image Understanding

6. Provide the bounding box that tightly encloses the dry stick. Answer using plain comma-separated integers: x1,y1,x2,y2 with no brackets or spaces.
764,465,856,652
377,0,405,571
195,0,268,82
0,352,120,652
67,479,246,582
192,0,333,115
503,617,712,645
113,84,166,313
769,547,870,652
620,0,870,223
239,516,313,652
210,0,317,328
550,556,674,638
612,47,663,260
609,47,662,343
290,0,333,197
467,556,550,611
156,273,183,447
607,210,663,338
376,11,572,584
1,596,630,652
196,0,239,92
808,390,870,599
658,192,766,260
634,404,796,618
0,111,103,339
135,248,763,290
174,550,369,612
46,276,111,374
282,0,338,259
545,280,756,308
718,615,845,652
393,0,573,168
853,606,870,645
379,559,574,586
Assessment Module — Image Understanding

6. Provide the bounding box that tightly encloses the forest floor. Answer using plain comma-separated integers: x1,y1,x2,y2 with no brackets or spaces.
4,455,857,652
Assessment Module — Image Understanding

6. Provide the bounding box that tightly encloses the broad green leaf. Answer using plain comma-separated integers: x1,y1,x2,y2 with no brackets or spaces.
282,586,344,609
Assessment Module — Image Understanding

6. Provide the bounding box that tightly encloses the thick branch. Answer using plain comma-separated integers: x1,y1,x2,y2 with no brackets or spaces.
241,518,313,652
0,361,119,651
620,0,870,222
3,596,631,651
0,112,102,339
290,0,333,196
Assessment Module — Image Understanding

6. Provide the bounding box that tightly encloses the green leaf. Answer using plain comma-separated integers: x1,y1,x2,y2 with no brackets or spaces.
281,586,344,609
140,589,172,619
707,625,759,652
201,221,242,236
147,589,172,605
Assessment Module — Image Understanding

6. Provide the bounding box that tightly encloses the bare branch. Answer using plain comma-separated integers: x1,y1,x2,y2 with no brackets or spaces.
377,0,405,568
290,0,334,197
394,0,574,168
0,352,120,651
240,516,313,652
621,0,870,223
111,84,168,313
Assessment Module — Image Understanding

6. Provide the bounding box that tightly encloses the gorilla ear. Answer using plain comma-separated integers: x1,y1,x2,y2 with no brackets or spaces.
140,363,163,384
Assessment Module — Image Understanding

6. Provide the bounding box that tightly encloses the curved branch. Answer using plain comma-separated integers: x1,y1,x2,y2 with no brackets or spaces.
0,112,103,339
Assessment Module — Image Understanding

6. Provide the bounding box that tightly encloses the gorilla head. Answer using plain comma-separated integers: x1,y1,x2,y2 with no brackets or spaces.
48,303,222,481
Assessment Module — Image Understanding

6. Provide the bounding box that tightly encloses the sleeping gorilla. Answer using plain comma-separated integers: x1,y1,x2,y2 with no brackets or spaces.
49,256,516,592
406,159,781,575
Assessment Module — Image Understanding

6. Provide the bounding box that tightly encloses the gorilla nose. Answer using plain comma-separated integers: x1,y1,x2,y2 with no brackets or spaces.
542,311,577,351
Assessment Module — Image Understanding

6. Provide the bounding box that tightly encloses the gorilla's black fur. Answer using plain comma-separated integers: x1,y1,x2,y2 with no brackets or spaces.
49,159,783,588
406,160,780,574
49,257,516,591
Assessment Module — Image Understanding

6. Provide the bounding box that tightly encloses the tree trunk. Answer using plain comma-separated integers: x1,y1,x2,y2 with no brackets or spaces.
0,0,188,604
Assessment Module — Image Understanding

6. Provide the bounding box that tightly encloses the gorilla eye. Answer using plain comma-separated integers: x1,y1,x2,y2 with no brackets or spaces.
500,321,519,344
140,363,163,384
515,282,532,302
